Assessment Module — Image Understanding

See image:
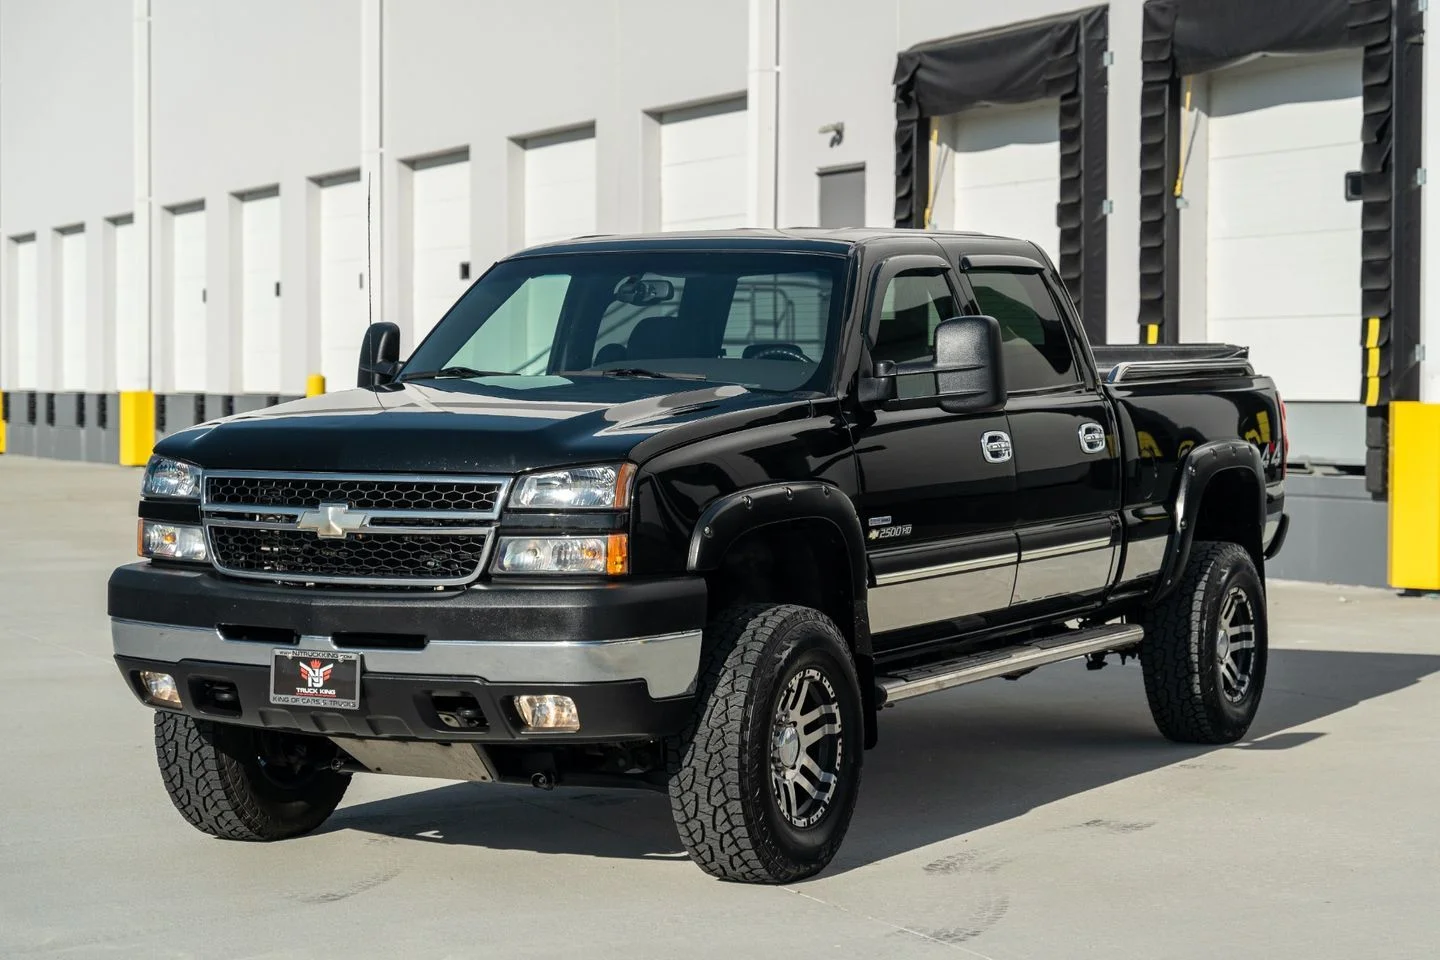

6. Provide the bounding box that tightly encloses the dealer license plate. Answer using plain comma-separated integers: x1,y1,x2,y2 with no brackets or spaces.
270,649,361,711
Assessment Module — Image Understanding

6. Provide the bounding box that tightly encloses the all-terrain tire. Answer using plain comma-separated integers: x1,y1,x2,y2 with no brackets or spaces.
1139,540,1268,744
667,603,864,883
154,712,350,841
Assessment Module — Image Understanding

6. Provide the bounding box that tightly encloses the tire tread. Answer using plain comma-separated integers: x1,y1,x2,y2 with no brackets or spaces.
667,603,857,883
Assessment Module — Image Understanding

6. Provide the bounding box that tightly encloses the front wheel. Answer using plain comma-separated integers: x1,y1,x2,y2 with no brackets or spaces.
667,603,864,883
154,713,351,841
1139,540,1268,744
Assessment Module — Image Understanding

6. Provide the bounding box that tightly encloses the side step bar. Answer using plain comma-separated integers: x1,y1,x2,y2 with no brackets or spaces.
875,623,1144,705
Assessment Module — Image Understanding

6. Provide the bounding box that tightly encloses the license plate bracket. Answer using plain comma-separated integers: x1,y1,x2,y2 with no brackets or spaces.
270,648,361,711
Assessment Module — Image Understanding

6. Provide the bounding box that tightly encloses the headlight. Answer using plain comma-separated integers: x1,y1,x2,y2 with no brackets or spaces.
142,457,203,499
493,535,628,575
511,464,635,510
138,520,210,563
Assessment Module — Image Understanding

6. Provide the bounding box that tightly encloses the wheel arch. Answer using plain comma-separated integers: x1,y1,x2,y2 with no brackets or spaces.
1153,440,1266,601
686,482,877,746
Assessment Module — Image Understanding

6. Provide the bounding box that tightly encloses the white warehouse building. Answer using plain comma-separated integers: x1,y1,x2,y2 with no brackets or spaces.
4,0,1440,589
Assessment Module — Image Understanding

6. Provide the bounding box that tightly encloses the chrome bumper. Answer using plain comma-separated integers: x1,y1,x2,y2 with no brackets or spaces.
111,618,703,699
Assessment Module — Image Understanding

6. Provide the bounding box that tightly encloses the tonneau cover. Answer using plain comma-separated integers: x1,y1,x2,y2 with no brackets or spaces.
1091,343,1248,378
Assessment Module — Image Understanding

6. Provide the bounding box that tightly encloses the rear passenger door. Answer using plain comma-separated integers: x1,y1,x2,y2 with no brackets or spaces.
958,260,1121,616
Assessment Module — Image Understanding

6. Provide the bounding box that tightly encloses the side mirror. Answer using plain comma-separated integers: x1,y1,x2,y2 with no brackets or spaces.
857,316,1006,413
931,315,1006,414
357,322,402,388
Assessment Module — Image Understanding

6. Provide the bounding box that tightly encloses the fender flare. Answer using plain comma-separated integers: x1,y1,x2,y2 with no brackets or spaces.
1154,439,1267,599
686,481,872,656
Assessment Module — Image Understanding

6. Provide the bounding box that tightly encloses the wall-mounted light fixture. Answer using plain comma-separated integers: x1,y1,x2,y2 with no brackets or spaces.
818,122,844,148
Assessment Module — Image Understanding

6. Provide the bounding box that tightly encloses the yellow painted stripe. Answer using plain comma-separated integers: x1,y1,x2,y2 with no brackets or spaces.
1365,316,1381,349
1365,376,1381,407
0,390,6,455
119,391,156,466
1389,402,1440,589
1144,324,1159,345
306,373,326,397
1366,347,1380,377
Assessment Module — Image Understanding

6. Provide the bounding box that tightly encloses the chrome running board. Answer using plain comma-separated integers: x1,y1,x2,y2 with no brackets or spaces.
875,623,1144,705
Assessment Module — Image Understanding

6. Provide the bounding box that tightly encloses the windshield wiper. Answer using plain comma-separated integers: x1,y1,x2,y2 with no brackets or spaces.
565,367,708,381
398,365,510,382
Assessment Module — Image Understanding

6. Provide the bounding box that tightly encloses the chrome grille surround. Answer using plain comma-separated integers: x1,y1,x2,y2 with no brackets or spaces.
201,471,510,587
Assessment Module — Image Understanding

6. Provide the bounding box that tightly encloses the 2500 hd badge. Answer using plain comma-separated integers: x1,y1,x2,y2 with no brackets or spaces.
110,228,1287,884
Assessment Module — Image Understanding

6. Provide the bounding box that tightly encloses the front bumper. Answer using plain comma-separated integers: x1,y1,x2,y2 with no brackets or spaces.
109,563,707,743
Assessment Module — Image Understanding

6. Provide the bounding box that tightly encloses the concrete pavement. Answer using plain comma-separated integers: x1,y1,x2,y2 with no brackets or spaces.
2,455,1438,959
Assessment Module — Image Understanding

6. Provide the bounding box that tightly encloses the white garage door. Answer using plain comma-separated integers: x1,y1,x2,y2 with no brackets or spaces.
1207,52,1362,402
240,192,282,394
412,156,470,344
661,102,747,232
59,228,88,392
12,236,39,389
113,219,146,392
524,133,597,247
170,206,208,394
943,99,1060,263
319,177,367,390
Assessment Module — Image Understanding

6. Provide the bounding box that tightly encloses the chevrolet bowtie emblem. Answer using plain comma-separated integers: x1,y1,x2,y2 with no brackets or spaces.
296,503,368,539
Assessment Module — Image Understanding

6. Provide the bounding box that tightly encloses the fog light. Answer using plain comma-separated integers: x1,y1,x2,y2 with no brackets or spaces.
514,694,580,732
140,671,182,708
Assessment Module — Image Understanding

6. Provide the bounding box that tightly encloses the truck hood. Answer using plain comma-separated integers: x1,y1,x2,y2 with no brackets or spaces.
154,376,815,474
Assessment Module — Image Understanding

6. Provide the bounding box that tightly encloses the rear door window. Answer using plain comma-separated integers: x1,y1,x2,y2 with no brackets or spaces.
967,269,1079,391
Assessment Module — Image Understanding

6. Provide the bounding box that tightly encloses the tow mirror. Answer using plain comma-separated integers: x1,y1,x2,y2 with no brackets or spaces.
932,315,1006,414
858,316,1006,413
357,322,402,389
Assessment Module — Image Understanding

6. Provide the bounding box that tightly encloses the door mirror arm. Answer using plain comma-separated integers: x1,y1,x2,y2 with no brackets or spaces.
857,361,898,409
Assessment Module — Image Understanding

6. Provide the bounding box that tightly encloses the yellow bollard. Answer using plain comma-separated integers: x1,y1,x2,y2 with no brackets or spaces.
119,391,156,466
306,373,326,397
1388,401,1440,590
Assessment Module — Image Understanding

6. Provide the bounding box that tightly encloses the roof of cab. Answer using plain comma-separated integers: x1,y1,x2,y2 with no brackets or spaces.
507,227,1042,259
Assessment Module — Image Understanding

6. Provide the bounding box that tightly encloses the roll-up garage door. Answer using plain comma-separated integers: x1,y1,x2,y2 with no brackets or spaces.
319,176,367,390
113,219,146,392
58,228,88,392
938,99,1061,264
660,101,747,232
240,191,282,394
170,206,207,394
411,156,470,344
1206,52,1362,412
524,132,597,247
12,236,39,389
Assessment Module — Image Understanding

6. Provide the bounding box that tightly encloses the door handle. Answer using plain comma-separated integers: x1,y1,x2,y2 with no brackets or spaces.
981,430,1012,463
1078,422,1107,455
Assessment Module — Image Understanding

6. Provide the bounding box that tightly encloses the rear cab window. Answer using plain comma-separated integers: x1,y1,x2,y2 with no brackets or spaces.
965,269,1080,392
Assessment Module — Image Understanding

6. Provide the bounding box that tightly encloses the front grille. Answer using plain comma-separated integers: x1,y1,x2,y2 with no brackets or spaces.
208,527,488,582
206,475,503,514
202,471,509,586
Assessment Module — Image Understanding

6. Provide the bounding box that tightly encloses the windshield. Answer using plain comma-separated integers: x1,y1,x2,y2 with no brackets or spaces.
402,251,850,392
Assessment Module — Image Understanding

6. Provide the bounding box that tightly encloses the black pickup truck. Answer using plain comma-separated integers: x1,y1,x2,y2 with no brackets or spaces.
111,228,1287,883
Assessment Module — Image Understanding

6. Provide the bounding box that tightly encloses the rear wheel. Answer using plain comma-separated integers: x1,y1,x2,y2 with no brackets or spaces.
154,713,350,841
667,603,863,883
1139,540,1268,743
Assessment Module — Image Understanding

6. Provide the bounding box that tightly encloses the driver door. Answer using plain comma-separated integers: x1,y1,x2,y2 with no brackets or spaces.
848,256,1018,649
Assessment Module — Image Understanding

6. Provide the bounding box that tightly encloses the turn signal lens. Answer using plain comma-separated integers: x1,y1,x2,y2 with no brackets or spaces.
493,534,628,575
514,694,580,732
139,520,210,562
605,534,628,575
